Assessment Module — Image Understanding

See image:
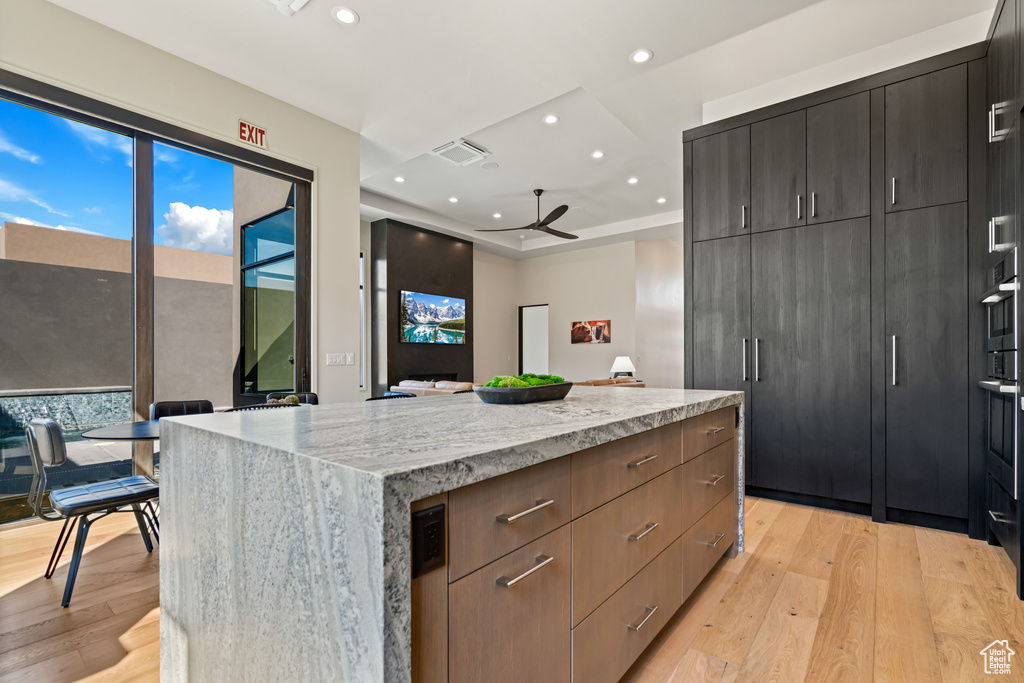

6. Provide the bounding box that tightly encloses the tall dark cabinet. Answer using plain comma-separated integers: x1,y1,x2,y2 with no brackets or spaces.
684,44,987,540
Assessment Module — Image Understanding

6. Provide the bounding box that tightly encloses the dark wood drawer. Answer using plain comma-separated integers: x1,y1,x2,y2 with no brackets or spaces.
681,439,736,530
571,424,682,518
681,406,736,462
448,457,571,581
681,493,737,602
572,538,682,683
572,467,682,626
449,526,571,683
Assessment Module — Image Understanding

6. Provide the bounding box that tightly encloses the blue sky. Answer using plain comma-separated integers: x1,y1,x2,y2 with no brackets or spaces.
403,290,465,309
0,97,234,254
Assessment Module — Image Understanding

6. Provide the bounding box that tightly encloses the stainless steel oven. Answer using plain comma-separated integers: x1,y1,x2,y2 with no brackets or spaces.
982,249,1019,499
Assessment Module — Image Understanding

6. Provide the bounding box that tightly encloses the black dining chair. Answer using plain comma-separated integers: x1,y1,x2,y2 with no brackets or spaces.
223,403,300,412
267,392,319,405
25,418,159,607
149,399,215,420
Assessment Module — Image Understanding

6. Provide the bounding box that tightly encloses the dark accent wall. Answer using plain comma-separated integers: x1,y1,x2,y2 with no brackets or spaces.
370,219,473,395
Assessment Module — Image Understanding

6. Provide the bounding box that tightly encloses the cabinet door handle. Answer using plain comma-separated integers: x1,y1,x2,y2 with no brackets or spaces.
628,605,659,632
811,192,817,217
627,454,658,468
741,205,747,229
990,510,1011,524
496,499,554,524
742,338,749,381
706,426,725,435
496,554,554,588
990,104,998,143
628,522,659,542
755,338,761,381
797,194,803,220
705,474,726,486
704,532,726,548
891,177,897,205
990,218,996,253
891,335,897,386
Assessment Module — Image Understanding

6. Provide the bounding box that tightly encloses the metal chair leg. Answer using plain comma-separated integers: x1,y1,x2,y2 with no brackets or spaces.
61,515,93,607
44,517,77,580
139,503,159,544
131,504,154,553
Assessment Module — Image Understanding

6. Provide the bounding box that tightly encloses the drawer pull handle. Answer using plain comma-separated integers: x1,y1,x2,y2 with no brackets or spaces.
628,522,659,542
706,426,725,435
628,605,659,632
705,474,726,486
990,510,1011,524
496,555,554,588
496,499,554,524
704,532,726,548
627,454,659,468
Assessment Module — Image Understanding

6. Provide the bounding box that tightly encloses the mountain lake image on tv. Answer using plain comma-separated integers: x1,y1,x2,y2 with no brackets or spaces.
400,290,466,344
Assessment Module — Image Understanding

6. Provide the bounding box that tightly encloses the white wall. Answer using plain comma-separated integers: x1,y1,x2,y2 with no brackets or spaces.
635,239,684,388
473,249,518,380
516,242,637,383
0,0,363,403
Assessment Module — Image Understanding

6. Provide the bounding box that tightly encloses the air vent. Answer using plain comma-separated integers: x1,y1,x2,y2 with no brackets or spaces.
430,139,490,167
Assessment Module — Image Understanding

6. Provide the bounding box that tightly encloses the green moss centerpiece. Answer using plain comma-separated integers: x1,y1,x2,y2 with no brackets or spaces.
474,374,573,404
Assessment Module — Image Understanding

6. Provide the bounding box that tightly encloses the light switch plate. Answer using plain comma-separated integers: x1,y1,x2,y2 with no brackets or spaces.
326,353,344,366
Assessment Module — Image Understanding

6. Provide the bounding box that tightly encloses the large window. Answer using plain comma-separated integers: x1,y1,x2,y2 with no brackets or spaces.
0,76,312,522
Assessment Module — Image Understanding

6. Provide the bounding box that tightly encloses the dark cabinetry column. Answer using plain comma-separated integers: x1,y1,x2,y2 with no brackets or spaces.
692,127,750,242
806,92,870,224
751,111,805,232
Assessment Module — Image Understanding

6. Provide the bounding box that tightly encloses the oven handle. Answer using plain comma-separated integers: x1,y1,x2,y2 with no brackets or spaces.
979,380,1019,394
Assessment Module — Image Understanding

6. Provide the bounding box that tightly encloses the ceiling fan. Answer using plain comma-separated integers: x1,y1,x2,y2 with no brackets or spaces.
476,189,577,240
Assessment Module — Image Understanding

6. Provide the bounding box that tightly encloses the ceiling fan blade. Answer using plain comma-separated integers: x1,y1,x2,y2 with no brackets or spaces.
538,225,578,240
538,204,569,227
476,222,538,232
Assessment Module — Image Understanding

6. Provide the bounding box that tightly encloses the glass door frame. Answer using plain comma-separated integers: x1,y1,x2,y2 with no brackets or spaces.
0,70,313,476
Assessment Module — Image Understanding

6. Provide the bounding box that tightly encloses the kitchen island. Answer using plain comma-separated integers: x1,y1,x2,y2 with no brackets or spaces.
159,387,743,683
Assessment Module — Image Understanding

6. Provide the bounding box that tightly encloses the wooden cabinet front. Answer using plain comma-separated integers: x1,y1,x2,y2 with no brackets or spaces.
572,468,682,626
885,64,967,212
682,440,736,529
692,126,750,241
571,539,682,683
448,456,571,581
806,92,870,224
681,495,738,602
448,526,571,683
751,110,806,232
681,406,736,462
571,424,681,518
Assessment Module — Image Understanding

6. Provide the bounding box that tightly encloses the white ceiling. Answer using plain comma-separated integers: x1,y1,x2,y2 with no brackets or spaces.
45,0,996,259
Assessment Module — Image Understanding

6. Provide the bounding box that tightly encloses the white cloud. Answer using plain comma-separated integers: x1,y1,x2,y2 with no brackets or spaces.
0,178,70,216
0,211,101,235
442,299,449,303
157,202,233,256
0,130,42,164
64,119,133,165
154,146,178,164
83,206,101,213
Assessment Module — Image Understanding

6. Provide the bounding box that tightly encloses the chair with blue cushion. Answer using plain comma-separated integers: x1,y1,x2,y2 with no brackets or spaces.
26,418,159,607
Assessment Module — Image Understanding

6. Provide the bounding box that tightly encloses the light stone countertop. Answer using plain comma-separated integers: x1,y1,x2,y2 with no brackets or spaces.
158,386,744,683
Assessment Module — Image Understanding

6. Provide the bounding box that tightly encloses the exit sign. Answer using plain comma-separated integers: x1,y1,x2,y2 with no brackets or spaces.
238,120,267,149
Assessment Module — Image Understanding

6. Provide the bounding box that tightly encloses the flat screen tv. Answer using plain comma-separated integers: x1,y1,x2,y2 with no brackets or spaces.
400,290,466,344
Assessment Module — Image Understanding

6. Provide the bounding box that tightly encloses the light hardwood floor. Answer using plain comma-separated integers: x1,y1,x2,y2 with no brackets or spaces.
1,498,1022,682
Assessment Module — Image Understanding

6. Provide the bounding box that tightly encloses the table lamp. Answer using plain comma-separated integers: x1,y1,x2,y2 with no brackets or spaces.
610,356,636,378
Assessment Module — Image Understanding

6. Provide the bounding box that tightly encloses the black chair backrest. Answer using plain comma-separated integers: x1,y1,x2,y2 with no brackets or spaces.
267,392,319,405
24,418,66,520
223,403,299,412
365,393,415,401
150,400,214,420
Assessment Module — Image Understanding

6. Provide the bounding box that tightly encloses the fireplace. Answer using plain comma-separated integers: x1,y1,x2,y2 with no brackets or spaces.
408,372,458,382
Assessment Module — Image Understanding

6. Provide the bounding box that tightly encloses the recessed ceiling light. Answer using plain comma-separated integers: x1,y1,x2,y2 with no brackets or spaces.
591,150,604,159
393,176,405,183
628,177,639,184
629,48,653,64
657,197,666,204
449,197,458,203
543,114,559,124
332,6,359,24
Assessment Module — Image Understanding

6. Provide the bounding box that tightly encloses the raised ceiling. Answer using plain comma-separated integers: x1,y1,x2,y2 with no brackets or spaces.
45,0,995,258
